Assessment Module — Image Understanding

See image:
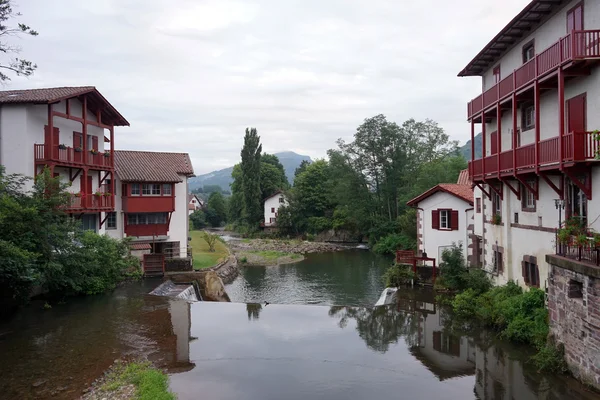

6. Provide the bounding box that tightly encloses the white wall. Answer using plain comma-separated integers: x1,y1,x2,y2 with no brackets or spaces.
264,193,287,226
417,192,472,265
172,175,189,257
106,175,124,240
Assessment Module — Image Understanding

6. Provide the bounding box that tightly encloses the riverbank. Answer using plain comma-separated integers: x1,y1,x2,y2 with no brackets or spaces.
189,230,229,269
82,360,174,400
228,238,348,267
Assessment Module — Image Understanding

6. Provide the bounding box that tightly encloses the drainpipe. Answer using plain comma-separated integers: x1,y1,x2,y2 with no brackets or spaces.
465,207,474,266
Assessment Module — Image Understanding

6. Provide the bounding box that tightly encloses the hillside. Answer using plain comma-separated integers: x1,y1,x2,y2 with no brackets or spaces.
459,132,483,160
189,151,312,191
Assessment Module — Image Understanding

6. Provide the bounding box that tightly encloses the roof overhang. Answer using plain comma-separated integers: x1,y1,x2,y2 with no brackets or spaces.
60,88,129,127
407,185,473,207
458,0,567,77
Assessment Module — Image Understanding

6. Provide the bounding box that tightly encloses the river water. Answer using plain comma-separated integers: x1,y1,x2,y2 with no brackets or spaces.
0,250,598,399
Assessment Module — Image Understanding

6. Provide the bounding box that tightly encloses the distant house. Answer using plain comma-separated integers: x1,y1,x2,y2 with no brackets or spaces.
406,170,473,264
188,193,204,215
106,150,194,261
263,191,287,227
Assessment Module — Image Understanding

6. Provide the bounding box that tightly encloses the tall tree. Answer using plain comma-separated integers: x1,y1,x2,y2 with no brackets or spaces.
260,153,289,199
207,191,227,227
240,128,262,226
228,163,244,223
0,1,39,81
294,160,310,180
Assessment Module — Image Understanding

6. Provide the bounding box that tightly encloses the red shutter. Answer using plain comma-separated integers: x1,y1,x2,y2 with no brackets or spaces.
451,210,459,230
432,210,439,230
522,262,529,284
490,131,498,155
535,266,540,288
92,136,99,152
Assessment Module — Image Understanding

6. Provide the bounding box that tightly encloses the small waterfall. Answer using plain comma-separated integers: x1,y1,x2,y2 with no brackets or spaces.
374,287,398,306
149,280,199,302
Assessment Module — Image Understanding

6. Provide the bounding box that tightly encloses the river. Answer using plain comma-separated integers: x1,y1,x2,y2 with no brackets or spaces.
0,249,598,399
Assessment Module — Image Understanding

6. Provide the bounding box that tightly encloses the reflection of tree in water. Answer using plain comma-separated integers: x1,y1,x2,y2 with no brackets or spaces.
246,303,262,321
328,305,420,353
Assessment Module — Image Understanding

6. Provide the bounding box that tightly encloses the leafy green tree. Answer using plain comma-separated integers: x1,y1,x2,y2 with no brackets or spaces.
294,160,310,180
240,128,262,226
207,191,227,227
228,164,244,223
292,160,333,232
200,231,220,252
0,1,39,81
261,153,289,199
189,210,207,230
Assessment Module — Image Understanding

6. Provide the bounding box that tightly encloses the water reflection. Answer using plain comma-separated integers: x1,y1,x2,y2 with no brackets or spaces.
246,303,263,321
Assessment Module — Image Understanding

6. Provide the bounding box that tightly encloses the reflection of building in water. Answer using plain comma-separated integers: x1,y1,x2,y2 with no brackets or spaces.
169,299,193,367
408,301,476,380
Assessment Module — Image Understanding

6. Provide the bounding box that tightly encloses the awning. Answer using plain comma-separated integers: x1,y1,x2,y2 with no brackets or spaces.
130,243,151,250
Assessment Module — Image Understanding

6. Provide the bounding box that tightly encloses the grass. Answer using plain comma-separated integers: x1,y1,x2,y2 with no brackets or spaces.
101,362,176,400
249,250,302,260
189,230,228,270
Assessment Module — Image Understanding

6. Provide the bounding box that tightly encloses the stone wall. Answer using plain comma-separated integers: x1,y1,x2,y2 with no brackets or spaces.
546,254,600,389
164,257,193,272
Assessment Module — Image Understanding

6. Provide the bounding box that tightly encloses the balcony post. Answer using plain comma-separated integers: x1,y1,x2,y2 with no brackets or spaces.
82,95,88,164
481,112,487,177
47,104,54,162
512,93,517,175
470,119,475,177
497,105,502,174
534,80,540,174
558,68,565,170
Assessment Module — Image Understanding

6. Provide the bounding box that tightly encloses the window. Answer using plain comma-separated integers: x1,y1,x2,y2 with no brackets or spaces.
279,197,284,203
127,213,167,225
476,198,481,213
493,250,503,274
440,210,450,230
522,104,535,131
567,3,583,32
493,65,501,84
106,212,117,229
567,177,587,223
521,181,536,211
270,218,276,223
514,212,519,224
522,259,539,287
131,183,140,196
522,41,535,63
142,184,151,195
152,184,161,195
271,207,275,213
81,214,97,232
162,184,172,196
492,191,502,217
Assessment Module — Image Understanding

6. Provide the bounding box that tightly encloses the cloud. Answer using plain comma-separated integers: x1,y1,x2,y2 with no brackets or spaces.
9,0,530,174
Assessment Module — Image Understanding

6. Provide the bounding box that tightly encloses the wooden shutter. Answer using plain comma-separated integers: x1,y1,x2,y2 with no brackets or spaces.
490,131,498,155
522,262,529,284
451,210,459,230
92,136,99,152
432,210,439,230
534,266,540,288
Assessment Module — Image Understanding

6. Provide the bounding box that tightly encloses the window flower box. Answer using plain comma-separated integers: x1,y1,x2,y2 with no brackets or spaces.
90,149,99,155
58,144,67,150
491,213,502,225
103,151,110,158
74,147,83,153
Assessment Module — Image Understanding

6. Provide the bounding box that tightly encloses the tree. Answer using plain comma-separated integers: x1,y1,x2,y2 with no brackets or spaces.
207,191,227,227
240,128,262,226
228,164,244,223
294,160,310,179
292,160,334,233
200,231,219,252
0,1,39,81
189,210,207,230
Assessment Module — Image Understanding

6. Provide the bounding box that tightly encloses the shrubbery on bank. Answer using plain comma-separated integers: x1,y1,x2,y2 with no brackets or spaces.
0,167,140,315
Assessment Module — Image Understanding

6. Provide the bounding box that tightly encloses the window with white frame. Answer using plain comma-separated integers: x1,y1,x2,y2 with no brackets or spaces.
522,104,535,130
521,181,536,211
151,184,161,195
163,184,172,195
106,212,117,229
142,184,151,195
492,191,502,216
279,197,284,203
131,183,140,196
440,210,450,230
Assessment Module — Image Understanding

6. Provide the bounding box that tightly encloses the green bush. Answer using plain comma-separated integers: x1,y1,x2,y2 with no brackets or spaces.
438,244,491,294
373,234,415,256
451,288,479,319
190,210,207,230
531,342,568,374
307,217,333,234
382,264,416,287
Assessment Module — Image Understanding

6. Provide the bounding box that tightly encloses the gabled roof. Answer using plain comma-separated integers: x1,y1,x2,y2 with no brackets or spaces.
0,86,129,126
188,193,203,203
114,150,194,183
458,0,568,77
407,184,473,207
456,169,471,185
264,190,284,201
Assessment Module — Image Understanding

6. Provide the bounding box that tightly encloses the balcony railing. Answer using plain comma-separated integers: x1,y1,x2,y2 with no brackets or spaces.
469,131,597,180
467,30,600,119
34,144,113,169
556,232,600,267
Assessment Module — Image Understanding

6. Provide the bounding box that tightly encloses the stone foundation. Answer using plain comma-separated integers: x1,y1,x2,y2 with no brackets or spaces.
164,257,193,272
546,254,600,389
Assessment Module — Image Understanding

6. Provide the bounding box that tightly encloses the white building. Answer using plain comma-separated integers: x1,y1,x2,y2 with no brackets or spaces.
460,0,600,289
407,170,474,265
0,86,128,233
263,191,287,227
106,150,194,259
188,194,204,215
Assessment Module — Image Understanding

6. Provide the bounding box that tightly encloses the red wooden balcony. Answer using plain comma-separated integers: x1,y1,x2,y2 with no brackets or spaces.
125,223,169,237
34,144,113,169
122,196,175,213
469,131,598,181
65,193,114,212
467,30,600,120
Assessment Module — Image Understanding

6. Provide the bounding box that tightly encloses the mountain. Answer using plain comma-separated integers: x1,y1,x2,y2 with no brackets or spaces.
459,132,483,160
189,151,312,191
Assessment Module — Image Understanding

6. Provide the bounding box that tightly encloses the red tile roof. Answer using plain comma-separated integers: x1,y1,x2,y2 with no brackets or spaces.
0,86,129,126
407,183,473,207
114,150,194,183
129,242,151,251
456,169,471,185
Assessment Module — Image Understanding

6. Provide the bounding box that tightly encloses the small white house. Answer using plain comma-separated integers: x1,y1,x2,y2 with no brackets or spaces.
188,194,204,215
407,171,474,264
263,191,287,227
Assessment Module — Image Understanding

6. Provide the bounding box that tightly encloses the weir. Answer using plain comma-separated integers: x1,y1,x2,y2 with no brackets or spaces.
149,280,200,302
374,287,398,306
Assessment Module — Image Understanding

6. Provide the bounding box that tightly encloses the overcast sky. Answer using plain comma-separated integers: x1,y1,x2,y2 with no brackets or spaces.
8,0,530,174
